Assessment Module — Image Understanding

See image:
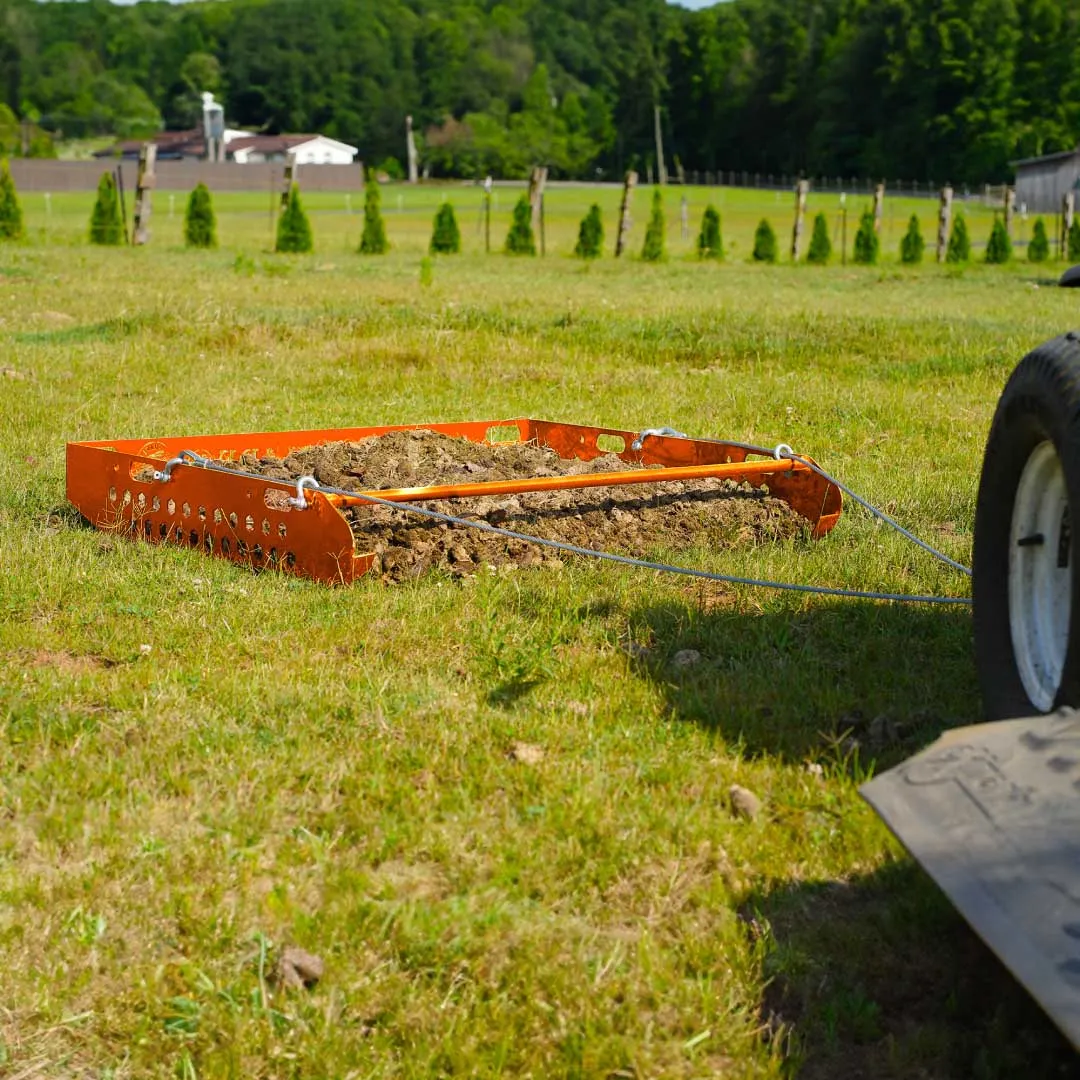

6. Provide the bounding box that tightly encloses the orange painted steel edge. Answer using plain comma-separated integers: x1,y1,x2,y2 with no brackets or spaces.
66,419,841,584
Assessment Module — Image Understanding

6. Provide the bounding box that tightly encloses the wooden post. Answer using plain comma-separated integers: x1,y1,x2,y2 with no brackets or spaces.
873,182,885,233
132,143,157,245
528,166,547,237
406,115,419,184
680,194,689,241
280,153,298,212
615,170,638,257
937,185,953,264
1004,186,1016,237
840,193,847,265
484,176,492,254
791,179,808,261
653,103,667,186
1063,191,1074,259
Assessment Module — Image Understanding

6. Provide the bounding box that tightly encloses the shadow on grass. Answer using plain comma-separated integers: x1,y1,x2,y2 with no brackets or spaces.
745,860,1080,1080
624,597,977,764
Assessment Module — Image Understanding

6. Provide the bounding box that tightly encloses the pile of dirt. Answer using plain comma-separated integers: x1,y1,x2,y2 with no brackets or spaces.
234,430,805,582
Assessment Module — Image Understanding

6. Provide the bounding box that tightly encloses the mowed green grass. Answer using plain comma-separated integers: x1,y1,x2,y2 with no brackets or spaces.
1,193,1079,1079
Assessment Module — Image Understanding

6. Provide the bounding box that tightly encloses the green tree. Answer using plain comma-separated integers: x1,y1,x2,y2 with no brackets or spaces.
574,204,604,259
429,201,461,254
1028,217,1049,262
853,209,878,265
641,189,666,261
89,171,123,246
900,215,925,264
752,219,777,263
1069,218,1080,262
947,214,971,263
806,212,831,264
359,172,389,255
985,217,1012,263
504,195,536,255
0,159,23,241
696,205,722,259
276,184,313,254
183,183,217,249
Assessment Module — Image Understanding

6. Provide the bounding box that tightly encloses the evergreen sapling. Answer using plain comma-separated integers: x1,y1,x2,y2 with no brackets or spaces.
504,195,536,255
429,201,460,254
806,212,831,264
900,214,924,264
359,172,389,254
183,183,217,249
1028,218,1049,263
752,219,777,263
985,217,1012,263
89,171,124,246
641,189,665,261
696,205,722,259
276,184,313,253
853,208,878,264
574,204,604,259
0,158,22,241
947,214,971,263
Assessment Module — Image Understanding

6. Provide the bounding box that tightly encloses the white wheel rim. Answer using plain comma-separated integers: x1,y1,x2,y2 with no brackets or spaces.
1009,440,1072,712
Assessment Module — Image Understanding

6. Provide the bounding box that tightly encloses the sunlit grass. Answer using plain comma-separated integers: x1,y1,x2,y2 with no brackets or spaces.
1,219,1077,1078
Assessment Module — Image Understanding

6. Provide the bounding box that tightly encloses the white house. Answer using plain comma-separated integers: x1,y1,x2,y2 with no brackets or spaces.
227,134,359,165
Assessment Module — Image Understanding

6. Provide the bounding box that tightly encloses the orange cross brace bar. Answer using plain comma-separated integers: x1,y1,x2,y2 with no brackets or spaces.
324,457,810,505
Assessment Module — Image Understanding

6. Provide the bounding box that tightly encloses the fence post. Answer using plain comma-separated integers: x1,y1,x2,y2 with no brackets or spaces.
873,182,885,233
132,142,156,246
615,170,638,257
280,152,298,211
1004,186,1016,237
791,178,809,261
528,165,547,243
1063,191,1075,259
680,194,689,241
406,114,419,184
937,185,953,264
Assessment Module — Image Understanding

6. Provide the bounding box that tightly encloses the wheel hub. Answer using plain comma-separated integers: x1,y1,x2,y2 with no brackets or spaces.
1009,441,1072,712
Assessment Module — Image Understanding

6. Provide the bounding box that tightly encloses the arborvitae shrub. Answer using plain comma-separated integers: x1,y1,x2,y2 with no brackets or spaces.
359,173,389,254
183,183,217,249
275,184,313,253
574,204,604,259
985,217,1012,264
641,189,665,261
1069,218,1080,262
0,158,22,241
1028,218,1049,263
429,202,460,254
504,195,536,255
853,209,878,264
90,171,124,246
900,214,924,264
697,205,722,259
806,212,831,264
752,219,777,263
947,214,971,263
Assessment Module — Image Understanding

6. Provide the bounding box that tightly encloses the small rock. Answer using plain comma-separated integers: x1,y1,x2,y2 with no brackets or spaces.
462,461,486,474
448,544,471,564
2,368,24,380
508,741,544,766
672,649,702,668
805,762,824,779
277,946,324,989
139,643,152,656
729,784,762,821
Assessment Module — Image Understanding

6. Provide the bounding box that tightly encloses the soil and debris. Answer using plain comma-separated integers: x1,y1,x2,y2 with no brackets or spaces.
232,430,805,582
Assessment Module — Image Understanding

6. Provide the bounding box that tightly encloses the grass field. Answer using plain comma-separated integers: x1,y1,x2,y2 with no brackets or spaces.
2,190,1079,1079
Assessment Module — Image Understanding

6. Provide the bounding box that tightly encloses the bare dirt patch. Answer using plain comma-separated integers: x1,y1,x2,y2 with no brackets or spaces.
234,430,805,582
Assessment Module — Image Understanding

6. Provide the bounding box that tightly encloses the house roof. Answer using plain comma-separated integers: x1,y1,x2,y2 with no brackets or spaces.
1012,147,1080,168
228,134,358,155
95,129,206,159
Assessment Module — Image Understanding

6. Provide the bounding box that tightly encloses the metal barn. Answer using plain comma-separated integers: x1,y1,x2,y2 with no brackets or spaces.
1014,147,1080,213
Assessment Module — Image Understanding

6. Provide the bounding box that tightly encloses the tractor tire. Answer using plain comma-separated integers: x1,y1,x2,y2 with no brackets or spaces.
1060,265,1080,288
973,333,1080,719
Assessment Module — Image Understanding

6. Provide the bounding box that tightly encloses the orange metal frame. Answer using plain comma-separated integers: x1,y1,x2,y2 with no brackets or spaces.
65,418,842,585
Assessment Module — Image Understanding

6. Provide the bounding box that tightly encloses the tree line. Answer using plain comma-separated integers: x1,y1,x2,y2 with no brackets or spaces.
0,0,1077,184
